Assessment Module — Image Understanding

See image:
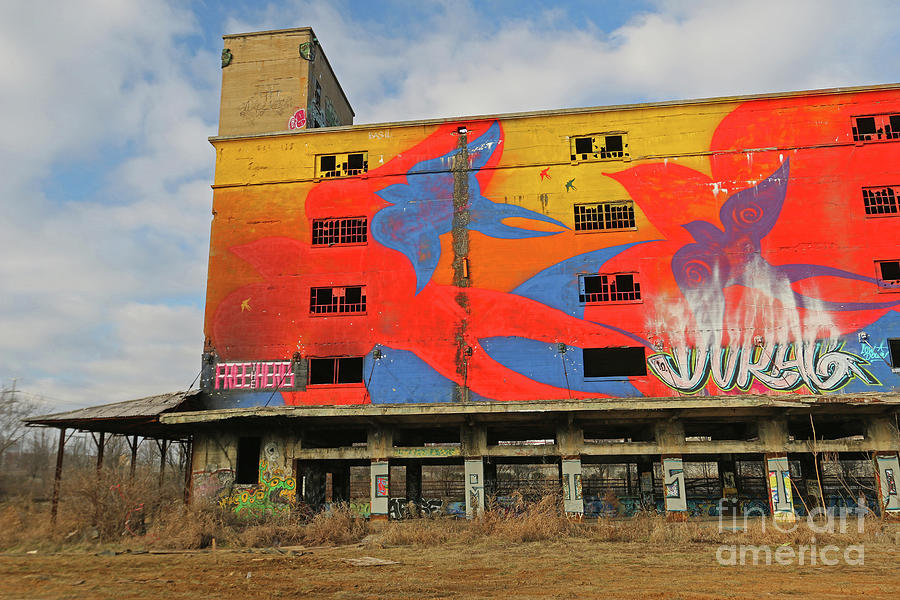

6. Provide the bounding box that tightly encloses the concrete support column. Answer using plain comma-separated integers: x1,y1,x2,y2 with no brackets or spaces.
635,457,654,510
464,458,485,518
758,418,789,450
561,457,584,515
765,453,796,523
332,463,351,504
405,462,422,503
370,459,389,520
874,452,900,518
661,455,687,520
484,460,498,499
867,417,900,451
302,463,326,509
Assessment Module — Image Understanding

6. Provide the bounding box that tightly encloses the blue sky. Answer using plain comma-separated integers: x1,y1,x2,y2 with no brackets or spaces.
2,0,899,410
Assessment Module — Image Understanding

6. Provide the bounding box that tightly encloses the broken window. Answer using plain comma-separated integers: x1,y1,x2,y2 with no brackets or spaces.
863,186,899,216
316,152,369,178
574,201,636,231
308,357,364,385
236,437,261,484
312,217,368,246
852,113,900,142
570,133,628,161
314,81,321,107
877,260,900,288
583,347,647,377
310,285,366,314
579,273,641,303
889,339,900,369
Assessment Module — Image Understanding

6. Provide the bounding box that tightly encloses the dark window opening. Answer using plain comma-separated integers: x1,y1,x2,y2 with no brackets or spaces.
889,339,900,368
583,347,647,377
236,437,261,484
317,152,369,178
309,357,364,385
574,201,636,231
314,81,321,107
319,155,336,173
853,113,900,142
574,136,593,154
579,273,641,303
312,217,368,246
570,133,628,161
310,285,366,314
863,186,898,216
878,260,900,285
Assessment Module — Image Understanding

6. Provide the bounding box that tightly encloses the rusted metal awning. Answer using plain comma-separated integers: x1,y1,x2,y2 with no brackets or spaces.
26,390,202,439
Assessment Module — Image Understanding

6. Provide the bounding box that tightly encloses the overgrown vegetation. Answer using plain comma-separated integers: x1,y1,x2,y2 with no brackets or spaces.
1,469,895,554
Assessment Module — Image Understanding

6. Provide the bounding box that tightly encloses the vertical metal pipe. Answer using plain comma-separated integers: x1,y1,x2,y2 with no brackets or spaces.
50,428,66,526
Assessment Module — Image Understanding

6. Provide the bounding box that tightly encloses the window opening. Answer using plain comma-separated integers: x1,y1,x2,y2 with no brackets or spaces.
579,273,641,303
312,217,368,246
309,357,364,385
310,286,366,314
863,186,898,216
583,347,647,377
236,437,261,484
574,201,636,231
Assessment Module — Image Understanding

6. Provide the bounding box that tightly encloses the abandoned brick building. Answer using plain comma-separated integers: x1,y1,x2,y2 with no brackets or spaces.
32,27,900,522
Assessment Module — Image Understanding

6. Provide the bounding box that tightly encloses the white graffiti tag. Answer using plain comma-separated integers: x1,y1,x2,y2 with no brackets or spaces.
647,340,878,394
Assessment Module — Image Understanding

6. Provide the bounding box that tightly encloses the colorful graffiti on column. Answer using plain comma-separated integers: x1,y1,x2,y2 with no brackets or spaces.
204,89,900,406
218,461,296,517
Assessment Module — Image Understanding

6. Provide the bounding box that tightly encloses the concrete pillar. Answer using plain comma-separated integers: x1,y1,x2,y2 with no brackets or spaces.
464,458,485,518
867,417,900,451
765,453,796,523
661,455,687,520
636,457,654,509
405,462,422,502
332,463,351,504
484,460,498,498
370,459,389,520
561,457,584,515
874,452,900,517
758,418,789,449
302,463,326,509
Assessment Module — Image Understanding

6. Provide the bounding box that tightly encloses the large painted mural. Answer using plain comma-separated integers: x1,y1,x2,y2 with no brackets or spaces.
204,90,900,407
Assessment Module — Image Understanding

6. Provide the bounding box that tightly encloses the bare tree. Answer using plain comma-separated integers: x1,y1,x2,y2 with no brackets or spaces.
0,382,39,466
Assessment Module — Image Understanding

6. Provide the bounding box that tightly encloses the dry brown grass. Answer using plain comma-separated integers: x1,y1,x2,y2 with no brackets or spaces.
1,480,893,554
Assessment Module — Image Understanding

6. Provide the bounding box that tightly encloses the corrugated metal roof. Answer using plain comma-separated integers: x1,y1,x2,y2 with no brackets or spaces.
27,390,199,426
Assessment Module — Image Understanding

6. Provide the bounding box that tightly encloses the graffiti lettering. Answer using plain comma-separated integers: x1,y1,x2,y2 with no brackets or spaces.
214,361,295,390
393,446,460,458
648,340,878,394
288,109,306,130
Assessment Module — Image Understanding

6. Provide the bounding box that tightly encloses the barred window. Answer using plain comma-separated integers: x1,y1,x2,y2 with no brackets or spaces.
309,357,364,385
574,201,636,231
316,151,368,178
852,114,900,142
310,286,366,314
863,186,898,216
579,273,641,303
570,133,628,161
312,217,368,246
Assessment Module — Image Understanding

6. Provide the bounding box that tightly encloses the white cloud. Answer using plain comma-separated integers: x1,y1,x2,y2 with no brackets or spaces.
0,0,216,410
4,0,900,411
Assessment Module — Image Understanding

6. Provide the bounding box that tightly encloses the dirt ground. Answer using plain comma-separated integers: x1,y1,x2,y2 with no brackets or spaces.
1,536,898,600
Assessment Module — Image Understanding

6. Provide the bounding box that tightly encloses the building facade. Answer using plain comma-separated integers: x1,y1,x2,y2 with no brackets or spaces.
167,28,900,521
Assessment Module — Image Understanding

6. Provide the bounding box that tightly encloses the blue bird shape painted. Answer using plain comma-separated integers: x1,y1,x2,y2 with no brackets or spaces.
371,122,568,293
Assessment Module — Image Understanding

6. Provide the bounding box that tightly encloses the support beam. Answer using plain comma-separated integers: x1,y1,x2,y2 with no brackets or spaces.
464,458,484,518
129,435,139,479
183,438,193,505
370,459,389,520
405,462,422,504
94,431,105,474
661,455,687,521
157,439,168,487
50,427,66,526
874,451,900,518
561,457,584,515
637,456,655,511
765,453,796,523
